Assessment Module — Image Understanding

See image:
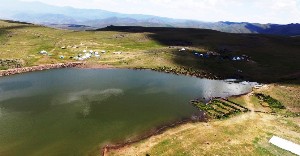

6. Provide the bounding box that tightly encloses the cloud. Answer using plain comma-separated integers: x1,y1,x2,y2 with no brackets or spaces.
20,0,300,24
63,88,124,104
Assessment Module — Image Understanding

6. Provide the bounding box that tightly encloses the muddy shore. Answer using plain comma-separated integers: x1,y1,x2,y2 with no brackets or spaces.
101,116,206,156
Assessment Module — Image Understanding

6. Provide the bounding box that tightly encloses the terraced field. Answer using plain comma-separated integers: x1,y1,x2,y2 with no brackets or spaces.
191,98,250,119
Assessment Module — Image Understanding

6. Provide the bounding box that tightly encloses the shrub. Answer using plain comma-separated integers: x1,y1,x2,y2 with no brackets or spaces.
255,93,285,109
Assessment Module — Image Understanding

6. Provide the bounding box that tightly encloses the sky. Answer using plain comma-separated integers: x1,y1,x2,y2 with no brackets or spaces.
20,0,300,24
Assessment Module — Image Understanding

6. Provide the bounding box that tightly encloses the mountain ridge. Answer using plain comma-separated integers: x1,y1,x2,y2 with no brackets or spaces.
1,0,299,36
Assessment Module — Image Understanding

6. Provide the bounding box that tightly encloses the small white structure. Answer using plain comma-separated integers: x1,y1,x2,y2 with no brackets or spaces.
269,136,300,155
179,48,186,52
241,81,249,85
254,84,263,89
89,50,94,53
59,55,65,59
61,46,66,49
95,54,100,57
85,53,92,58
232,56,244,61
40,50,48,55
95,52,99,55
101,50,106,53
83,50,87,53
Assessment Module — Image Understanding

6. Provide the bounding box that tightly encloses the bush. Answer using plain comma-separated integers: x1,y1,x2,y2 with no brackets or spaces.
255,93,285,109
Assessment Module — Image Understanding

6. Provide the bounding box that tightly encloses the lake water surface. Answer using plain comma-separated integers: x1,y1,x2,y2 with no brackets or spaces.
0,69,253,155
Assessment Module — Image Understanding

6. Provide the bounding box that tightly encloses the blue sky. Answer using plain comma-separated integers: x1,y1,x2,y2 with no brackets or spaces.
21,0,300,24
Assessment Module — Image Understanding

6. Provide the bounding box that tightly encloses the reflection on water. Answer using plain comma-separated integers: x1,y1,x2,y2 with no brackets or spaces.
0,69,254,156
0,81,33,91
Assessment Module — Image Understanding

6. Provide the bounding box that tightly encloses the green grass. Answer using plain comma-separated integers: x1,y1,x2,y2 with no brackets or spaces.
255,93,285,109
191,99,248,119
0,29,8,44
228,96,248,107
253,137,274,156
1,20,300,84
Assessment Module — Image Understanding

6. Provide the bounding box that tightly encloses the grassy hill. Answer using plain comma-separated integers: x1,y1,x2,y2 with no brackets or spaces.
1,20,299,83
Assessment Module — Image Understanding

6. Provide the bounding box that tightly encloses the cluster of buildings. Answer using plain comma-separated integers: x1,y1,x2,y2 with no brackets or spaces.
39,49,108,61
73,50,103,61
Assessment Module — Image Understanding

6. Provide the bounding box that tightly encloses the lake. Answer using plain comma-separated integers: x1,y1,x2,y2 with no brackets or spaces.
0,69,253,156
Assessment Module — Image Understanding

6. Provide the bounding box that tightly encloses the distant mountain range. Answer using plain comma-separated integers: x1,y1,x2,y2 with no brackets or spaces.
1,0,300,36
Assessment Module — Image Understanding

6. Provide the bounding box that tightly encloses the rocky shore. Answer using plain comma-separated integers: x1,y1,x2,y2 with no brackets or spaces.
0,62,83,77
132,66,220,80
0,62,221,80
0,59,24,70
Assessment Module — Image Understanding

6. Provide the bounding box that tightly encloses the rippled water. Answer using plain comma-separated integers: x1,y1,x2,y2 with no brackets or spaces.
0,69,253,156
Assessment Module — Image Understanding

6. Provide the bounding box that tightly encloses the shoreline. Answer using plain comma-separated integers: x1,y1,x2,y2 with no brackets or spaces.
101,117,206,156
0,62,255,156
101,93,251,156
0,62,84,77
0,63,221,80
131,66,221,80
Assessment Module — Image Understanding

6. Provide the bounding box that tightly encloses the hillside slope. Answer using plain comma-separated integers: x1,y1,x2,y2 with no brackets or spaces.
0,20,299,83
